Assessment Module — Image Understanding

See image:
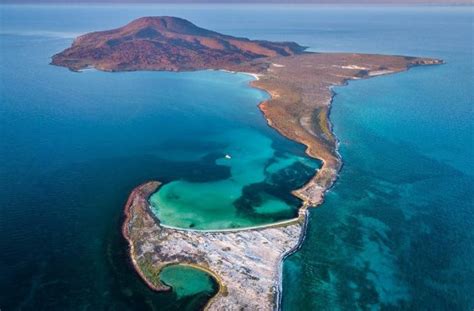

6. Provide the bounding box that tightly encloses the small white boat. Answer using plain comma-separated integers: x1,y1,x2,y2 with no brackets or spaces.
225,154,232,159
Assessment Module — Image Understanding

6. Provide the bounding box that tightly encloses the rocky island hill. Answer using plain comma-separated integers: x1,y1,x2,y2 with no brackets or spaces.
52,17,442,310
52,16,305,72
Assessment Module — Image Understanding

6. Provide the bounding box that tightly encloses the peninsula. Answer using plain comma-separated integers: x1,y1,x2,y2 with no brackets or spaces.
53,17,442,310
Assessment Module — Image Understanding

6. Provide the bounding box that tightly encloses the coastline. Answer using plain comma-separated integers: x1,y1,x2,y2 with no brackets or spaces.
243,55,443,309
121,181,171,292
111,53,443,310
122,181,305,310
252,54,443,208
275,208,310,310
121,182,227,297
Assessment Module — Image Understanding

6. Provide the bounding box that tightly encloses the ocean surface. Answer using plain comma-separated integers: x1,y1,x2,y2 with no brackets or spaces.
1,4,473,310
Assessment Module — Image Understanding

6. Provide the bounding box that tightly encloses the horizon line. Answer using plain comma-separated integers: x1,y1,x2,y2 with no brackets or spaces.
1,1,472,5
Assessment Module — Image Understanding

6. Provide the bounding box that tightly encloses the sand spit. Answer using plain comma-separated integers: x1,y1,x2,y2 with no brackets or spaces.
122,54,442,310
123,182,304,310
52,16,443,310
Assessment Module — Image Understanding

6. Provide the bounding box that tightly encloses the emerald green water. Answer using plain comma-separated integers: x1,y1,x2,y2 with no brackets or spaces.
159,265,217,299
2,5,472,311
150,128,318,229
1,6,323,309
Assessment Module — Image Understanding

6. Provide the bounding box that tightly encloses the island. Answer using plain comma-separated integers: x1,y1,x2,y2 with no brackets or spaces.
52,16,442,310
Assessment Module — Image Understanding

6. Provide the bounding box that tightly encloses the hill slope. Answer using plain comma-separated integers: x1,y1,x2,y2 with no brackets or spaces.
52,16,306,71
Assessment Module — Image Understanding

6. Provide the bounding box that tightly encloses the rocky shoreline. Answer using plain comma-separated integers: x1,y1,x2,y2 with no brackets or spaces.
122,181,305,310
52,16,443,310
120,55,442,310
251,54,442,210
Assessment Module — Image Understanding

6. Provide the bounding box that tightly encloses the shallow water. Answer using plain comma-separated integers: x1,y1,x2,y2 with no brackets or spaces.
0,5,318,309
150,128,318,229
282,7,474,310
159,265,218,299
1,4,472,311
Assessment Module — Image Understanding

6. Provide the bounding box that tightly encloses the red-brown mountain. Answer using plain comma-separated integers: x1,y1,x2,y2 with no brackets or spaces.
52,16,306,71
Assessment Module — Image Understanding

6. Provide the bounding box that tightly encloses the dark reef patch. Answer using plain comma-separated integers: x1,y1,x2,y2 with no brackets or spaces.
234,160,318,219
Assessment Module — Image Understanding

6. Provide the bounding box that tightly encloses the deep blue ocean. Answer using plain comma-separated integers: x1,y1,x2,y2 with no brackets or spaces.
1,5,473,310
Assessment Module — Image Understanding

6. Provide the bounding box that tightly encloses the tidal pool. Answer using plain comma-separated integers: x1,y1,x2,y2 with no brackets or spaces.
159,265,218,299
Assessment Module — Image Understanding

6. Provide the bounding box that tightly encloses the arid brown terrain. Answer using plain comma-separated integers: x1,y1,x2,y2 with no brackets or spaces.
53,16,442,310
51,16,305,71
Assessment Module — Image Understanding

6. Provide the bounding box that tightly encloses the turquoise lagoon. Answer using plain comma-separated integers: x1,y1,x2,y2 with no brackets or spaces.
0,5,318,309
150,128,317,229
1,4,473,311
159,265,218,299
